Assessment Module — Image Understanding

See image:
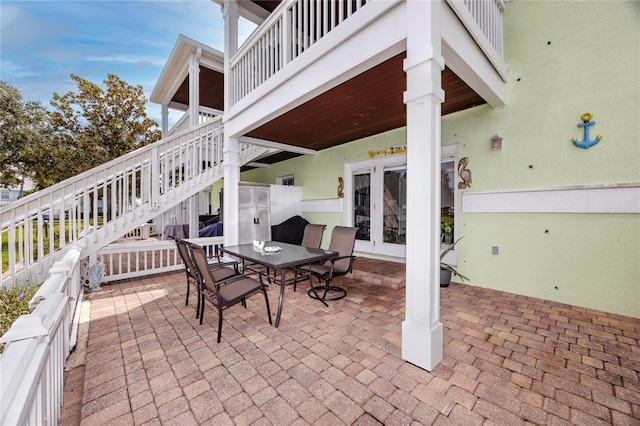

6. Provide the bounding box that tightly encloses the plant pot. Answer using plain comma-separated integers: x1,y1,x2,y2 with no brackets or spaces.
440,268,451,287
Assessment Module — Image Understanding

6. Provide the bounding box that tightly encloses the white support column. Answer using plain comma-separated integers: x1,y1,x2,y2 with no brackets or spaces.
189,49,201,128
402,0,445,371
223,135,240,246
161,105,169,135
223,0,239,110
222,0,240,246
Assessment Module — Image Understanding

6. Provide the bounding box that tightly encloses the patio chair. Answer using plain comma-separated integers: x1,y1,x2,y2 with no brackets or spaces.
292,223,326,291
301,223,326,249
188,242,272,342
303,226,357,306
174,238,239,320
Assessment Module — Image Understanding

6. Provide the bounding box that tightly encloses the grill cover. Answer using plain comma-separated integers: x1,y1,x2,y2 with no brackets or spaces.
270,215,309,245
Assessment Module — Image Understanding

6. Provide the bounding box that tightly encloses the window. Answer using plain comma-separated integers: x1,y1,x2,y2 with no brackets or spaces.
276,175,295,186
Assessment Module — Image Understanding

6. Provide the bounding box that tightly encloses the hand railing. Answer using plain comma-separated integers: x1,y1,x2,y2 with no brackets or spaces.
0,117,225,288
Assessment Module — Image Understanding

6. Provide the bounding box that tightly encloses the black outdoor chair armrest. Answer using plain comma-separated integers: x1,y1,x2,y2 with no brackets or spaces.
214,270,263,288
328,254,356,263
208,259,239,270
327,254,356,274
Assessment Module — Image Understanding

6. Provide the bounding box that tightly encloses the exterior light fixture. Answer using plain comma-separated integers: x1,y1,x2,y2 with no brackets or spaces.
491,134,503,151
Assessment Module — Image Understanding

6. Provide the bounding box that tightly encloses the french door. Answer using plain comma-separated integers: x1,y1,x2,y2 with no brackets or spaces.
345,155,407,258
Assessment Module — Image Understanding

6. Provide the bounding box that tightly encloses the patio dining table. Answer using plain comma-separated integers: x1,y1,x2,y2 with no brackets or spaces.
222,242,337,327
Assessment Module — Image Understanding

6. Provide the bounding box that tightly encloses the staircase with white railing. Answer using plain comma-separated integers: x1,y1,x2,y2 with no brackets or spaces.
0,116,273,288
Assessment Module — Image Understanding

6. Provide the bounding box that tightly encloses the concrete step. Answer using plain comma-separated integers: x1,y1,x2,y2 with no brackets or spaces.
350,257,405,289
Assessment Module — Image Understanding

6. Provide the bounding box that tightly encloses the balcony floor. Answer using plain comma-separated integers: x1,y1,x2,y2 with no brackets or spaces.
60,259,640,425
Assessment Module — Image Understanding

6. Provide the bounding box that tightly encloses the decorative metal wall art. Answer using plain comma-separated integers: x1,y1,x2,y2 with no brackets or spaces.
368,145,407,158
458,157,472,189
572,113,602,149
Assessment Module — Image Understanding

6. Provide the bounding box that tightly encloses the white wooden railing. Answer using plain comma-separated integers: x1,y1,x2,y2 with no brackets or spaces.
166,106,222,137
230,0,371,104
122,223,158,241
0,118,226,288
0,246,82,426
462,0,504,56
0,115,275,289
97,236,224,282
230,0,505,105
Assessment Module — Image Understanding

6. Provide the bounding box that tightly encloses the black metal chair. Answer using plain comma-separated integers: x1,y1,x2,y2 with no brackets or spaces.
292,223,326,291
303,226,357,306
188,242,272,342
174,238,239,321
300,223,326,249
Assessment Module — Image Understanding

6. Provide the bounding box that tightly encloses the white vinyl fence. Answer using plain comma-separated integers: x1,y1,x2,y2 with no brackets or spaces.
0,246,82,426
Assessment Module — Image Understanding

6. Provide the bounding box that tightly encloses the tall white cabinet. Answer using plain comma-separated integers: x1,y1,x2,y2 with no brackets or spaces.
238,182,271,244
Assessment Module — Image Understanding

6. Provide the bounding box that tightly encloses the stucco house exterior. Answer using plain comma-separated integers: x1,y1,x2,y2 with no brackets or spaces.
2,2,639,422
222,0,640,318
147,0,640,371
1,0,638,375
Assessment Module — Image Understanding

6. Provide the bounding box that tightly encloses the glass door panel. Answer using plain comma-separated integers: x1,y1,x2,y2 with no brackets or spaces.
441,159,455,245
382,166,406,245
353,172,370,241
348,158,407,258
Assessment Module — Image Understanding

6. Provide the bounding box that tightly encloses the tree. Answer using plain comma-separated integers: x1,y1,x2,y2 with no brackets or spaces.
29,74,161,187
0,81,50,196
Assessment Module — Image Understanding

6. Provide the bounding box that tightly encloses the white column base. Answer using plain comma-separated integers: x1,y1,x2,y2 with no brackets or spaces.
401,320,443,371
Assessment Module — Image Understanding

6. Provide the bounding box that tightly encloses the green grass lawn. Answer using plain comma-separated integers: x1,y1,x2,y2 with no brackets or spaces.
2,217,105,271
1,220,67,271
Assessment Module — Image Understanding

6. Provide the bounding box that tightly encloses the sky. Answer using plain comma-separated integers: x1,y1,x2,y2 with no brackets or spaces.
0,0,255,128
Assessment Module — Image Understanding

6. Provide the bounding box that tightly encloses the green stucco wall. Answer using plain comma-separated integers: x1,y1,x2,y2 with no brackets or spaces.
239,129,407,247
221,0,639,317
444,0,639,318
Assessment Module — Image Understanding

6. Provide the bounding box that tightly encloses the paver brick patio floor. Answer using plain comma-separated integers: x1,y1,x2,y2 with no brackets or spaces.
59,258,640,425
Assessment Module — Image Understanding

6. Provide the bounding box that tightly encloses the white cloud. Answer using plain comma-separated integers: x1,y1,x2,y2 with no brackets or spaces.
0,3,22,28
0,59,38,78
86,55,166,67
1,0,224,120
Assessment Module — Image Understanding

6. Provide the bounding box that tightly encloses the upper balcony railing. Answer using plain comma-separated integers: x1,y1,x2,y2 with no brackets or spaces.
166,106,222,138
229,0,505,106
461,0,504,56
230,0,371,105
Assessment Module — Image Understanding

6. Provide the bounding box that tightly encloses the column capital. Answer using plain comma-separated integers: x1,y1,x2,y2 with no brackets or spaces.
403,49,444,74
403,58,445,105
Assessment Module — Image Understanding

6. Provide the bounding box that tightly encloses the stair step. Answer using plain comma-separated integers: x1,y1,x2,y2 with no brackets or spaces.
350,257,405,289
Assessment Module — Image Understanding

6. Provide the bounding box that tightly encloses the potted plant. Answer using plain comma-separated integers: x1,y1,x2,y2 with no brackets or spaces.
440,219,454,246
440,237,469,287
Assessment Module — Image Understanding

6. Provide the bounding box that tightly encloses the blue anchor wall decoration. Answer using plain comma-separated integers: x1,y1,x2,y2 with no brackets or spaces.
572,112,602,149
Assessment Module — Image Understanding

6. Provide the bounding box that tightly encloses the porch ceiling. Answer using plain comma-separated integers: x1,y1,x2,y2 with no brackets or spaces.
245,53,485,165
170,52,485,166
